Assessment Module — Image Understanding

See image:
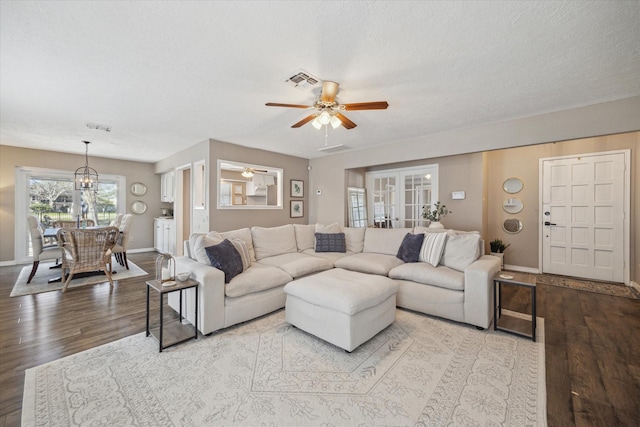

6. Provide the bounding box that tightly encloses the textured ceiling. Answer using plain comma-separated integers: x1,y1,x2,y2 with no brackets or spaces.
1,1,639,162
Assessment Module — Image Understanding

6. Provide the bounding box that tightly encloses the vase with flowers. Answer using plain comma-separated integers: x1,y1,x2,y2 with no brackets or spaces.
422,201,451,229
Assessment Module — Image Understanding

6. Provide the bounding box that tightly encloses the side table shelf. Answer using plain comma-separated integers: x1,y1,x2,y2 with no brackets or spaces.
146,278,199,352
493,272,537,342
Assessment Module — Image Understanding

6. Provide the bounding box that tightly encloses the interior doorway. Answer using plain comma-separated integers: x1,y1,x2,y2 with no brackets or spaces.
539,150,630,284
175,165,192,256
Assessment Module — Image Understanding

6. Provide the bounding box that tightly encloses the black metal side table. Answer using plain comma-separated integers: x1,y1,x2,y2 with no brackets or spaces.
146,278,199,352
493,272,537,341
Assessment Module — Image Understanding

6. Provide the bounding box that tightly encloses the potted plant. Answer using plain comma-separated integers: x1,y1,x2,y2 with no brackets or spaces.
422,202,451,229
489,239,510,268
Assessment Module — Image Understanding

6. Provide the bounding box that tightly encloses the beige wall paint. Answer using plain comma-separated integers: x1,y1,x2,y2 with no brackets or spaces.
486,132,639,281
0,145,159,263
208,140,309,232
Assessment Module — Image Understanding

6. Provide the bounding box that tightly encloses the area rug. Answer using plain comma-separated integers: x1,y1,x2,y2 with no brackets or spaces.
11,261,147,297
22,309,546,426
536,274,639,299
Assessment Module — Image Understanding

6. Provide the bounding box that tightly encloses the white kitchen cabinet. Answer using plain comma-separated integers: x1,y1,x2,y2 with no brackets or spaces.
154,218,176,255
161,171,175,202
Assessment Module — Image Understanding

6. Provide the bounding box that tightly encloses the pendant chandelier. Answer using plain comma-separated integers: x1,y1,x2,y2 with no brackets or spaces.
74,140,99,192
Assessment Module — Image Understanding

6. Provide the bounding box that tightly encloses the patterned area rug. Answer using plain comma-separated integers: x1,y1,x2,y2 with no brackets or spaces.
536,274,639,299
22,309,546,426
11,261,147,297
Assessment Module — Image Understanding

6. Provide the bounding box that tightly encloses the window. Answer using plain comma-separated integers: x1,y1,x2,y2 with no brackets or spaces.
366,164,438,228
16,167,125,262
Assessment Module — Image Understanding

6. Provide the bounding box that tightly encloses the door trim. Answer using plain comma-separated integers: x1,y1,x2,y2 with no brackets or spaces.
537,149,630,284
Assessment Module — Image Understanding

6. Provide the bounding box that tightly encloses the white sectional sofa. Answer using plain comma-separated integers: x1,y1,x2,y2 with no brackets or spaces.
169,223,501,336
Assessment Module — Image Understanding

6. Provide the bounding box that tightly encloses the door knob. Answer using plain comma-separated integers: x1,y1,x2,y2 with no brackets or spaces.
544,221,557,226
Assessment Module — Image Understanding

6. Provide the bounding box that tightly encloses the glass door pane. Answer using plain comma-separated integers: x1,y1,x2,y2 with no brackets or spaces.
402,172,432,228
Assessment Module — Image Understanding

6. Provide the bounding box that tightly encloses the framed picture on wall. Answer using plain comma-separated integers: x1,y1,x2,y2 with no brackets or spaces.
290,179,304,197
290,200,304,218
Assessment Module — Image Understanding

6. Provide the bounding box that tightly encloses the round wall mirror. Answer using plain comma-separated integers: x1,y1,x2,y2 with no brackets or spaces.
503,218,523,233
503,177,524,194
503,198,524,214
130,200,147,215
130,182,147,196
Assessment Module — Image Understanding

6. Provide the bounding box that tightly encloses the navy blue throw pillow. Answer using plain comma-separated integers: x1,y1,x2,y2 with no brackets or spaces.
396,233,425,263
315,232,347,253
205,239,243,283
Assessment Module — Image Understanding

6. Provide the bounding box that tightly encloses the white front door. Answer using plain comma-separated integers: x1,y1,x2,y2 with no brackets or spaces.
541,152,626,282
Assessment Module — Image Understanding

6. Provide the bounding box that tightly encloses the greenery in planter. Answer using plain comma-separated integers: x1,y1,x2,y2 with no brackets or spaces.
422,201,451,222
490,238,510,253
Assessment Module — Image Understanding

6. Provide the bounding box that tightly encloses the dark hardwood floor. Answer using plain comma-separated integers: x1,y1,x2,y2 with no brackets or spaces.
1,252,639,426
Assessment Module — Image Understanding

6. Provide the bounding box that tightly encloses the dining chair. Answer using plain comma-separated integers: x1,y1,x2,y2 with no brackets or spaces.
109,213,124,228
112,214,133,269
26,215,61,284
56,227,119,292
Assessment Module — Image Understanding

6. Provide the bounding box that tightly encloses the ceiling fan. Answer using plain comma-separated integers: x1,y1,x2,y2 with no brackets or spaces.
266,81,389,129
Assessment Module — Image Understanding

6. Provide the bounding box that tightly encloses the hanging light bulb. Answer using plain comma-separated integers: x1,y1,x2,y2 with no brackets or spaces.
311,117,322,130
330,115,341,129
319,111,331,125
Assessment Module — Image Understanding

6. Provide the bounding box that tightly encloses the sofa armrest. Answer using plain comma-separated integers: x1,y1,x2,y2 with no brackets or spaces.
168,256,226,335
463,255,501,329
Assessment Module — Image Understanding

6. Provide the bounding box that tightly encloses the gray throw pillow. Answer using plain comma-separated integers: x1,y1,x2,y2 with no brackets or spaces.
205,239,243,283
396,233,424,263
315,232,347,253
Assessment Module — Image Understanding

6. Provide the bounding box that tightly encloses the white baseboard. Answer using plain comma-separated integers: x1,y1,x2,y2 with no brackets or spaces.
0,260,18,267
503,264,540,274
631,281,640,292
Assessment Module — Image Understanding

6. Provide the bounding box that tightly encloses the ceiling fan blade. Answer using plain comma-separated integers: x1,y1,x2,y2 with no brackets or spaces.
291,114,317,128
320,81,339,103
335,113,357,129
343,101,389,111
265,102,310,109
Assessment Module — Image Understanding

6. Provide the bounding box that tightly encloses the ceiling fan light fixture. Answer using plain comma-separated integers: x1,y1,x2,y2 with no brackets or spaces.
319,111,331,125
242,168,254,178
311,117,322,130
330,115,341,129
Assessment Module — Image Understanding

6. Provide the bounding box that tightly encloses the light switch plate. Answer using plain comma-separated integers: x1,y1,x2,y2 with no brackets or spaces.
452,191,465,200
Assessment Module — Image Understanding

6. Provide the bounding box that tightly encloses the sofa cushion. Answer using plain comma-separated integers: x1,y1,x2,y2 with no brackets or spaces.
251,224,297,261
363,228,413,255
225,263,292,298
389,263,465,291
315,232,346,253
441,233,481,271
419,232,447,267
302,249,352,265
294,224,315,251
205,239,244,283
187,233,206,260
315,223,341,233
220,228,256,261
334,252,404,276
341,227,366,253
257,252,333,278
396,233,424,263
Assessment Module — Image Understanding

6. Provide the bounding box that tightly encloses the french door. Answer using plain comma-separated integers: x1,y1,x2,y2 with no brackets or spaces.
540,151,629,283
366,164,438,228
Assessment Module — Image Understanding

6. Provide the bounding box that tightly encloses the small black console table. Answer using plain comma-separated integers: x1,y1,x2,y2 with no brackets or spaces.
146,278,199,352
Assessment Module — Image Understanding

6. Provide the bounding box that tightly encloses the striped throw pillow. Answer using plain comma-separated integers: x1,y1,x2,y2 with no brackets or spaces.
419,232,447,267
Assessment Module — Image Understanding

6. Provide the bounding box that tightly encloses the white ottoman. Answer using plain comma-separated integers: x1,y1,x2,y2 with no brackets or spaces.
283,268,399,352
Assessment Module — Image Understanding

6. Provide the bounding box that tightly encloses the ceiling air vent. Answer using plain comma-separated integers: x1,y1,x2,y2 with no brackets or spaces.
317,144,349,154
285,69,321,90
